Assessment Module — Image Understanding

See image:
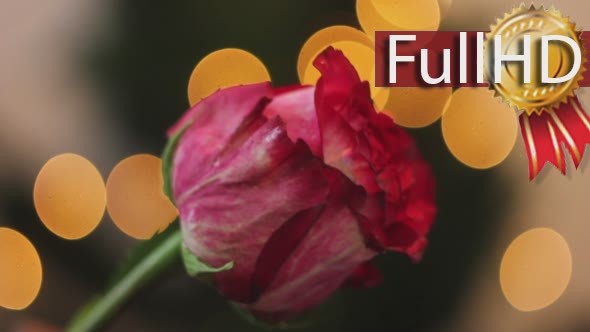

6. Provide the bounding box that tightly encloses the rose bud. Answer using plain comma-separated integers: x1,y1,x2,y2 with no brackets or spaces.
168,47,436,322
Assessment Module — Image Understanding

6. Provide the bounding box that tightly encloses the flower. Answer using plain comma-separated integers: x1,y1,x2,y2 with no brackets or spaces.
168,47,436,321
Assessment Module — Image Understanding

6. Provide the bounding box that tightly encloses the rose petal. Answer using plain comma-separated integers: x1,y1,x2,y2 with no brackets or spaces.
263,86,322,156
312,47,437,259
243,200,376,320
346,261,384,288
175,98,332,301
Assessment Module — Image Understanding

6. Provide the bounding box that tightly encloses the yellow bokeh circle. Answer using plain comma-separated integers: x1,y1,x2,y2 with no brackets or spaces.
370,66,391,111
500,228,572,312
356,0,441,40
297,25,373,83
382,87,452,128
442,88,517,169
106,154,178,240
0,228,43,310
34,153,106,240
188,48,270,106
372,86,391,110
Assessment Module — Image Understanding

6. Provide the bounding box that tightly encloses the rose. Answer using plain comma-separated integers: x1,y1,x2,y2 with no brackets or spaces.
168,47,436,322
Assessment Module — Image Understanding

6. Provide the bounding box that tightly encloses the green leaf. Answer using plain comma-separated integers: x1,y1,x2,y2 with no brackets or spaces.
182,244,234,276
161,125,189,201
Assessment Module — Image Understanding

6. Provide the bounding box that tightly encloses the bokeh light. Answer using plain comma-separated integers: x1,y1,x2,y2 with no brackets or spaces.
0,228,43,310
106,154,178,240
187,48,270,106
370,66,391,110
382,87,452,128
500,228,572,312
442,88,517,169
297,25,373,83
372,86,390,110
356,0,441,39
33,153,106,240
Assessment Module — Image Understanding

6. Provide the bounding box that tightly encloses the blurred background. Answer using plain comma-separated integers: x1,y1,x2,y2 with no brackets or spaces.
1,0,590,331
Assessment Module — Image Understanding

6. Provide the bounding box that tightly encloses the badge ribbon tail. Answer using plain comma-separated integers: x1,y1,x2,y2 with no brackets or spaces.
519,96,590,180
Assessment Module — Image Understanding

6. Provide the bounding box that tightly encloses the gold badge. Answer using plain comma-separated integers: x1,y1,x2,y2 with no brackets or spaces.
485,5,586,115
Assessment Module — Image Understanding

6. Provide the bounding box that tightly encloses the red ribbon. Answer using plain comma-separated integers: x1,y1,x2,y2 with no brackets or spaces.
519,96,590,180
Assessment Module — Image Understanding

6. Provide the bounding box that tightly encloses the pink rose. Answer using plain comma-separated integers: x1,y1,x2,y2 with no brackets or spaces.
168,47,436,321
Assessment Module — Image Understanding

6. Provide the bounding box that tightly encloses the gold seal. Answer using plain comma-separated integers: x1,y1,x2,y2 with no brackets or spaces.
485,5,586,115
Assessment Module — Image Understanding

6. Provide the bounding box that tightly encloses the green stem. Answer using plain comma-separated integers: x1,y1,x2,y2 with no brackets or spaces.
65,230,182,332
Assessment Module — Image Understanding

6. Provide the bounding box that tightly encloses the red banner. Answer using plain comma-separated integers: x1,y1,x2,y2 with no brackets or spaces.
519,97,590,179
